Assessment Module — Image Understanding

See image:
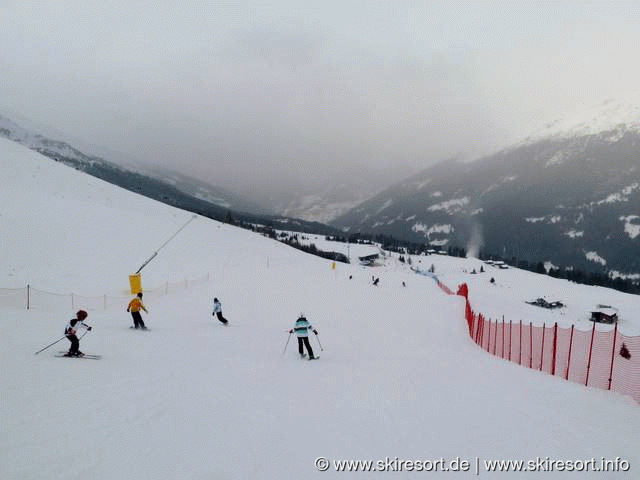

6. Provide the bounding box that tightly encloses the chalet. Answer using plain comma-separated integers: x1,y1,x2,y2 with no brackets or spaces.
358,253,380,266
590,308,618,324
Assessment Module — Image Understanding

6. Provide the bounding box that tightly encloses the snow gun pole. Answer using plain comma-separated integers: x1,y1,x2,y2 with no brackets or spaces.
34,335,66,355
315,332,324,351
136,214,198,274
283,331,292,354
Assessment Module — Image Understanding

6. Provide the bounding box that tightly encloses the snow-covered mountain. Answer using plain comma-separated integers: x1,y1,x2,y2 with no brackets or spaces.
524,96,640,142
275,178,389,224
332,99,640,279
0,113,348,236
0,114,272,217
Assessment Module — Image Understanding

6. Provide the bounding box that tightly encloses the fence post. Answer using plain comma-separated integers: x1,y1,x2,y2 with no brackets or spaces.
473,314,478,343
508,320,513,362
471,309,476,338
585,323,596,386
529,322,533,369
71,293,75,311
608,323,618,391
484,316,488,350
483,316,488,350
551,323,558,376
565,325,575,381
485,316,490,352
518,320,523,365
27,284,30,310
501,316,505,359
484,316,489,351
469,308,475,338
540,324,546,371
492,319,498,356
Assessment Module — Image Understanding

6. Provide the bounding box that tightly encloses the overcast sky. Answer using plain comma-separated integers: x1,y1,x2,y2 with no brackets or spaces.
2,1,639,199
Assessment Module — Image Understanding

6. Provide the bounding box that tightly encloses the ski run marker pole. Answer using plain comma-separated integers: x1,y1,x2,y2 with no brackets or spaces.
283,331,292,354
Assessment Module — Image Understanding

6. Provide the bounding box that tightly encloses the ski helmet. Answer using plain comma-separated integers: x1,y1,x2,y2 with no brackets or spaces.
77,310,88,319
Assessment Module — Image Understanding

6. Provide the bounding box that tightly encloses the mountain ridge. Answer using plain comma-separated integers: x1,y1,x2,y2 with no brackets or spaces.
331,103,640,277
0,114,340,236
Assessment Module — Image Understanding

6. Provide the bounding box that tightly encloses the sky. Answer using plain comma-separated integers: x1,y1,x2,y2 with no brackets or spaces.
2,1,640,200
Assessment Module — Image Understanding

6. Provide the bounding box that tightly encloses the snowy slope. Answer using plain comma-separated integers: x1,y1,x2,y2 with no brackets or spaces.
2,137,639,479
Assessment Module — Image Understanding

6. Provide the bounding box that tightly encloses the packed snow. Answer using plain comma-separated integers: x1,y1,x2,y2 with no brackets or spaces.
2,137,639,479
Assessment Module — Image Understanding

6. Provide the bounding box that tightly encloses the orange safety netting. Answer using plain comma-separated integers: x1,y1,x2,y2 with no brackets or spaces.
437,280,640,405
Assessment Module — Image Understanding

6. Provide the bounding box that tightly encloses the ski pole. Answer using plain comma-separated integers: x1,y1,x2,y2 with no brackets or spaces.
283,331,292,354
314,332,324,351
34,335,66,355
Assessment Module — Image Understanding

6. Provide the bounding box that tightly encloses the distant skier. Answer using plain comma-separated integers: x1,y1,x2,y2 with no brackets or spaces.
212,298,229,326
127,292,148,329
289,315,318,359
64,310,92,357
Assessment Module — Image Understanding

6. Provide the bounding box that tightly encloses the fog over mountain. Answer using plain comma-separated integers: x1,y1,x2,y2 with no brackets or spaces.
331,97,640,277
3,93,639,281
2,2,640,205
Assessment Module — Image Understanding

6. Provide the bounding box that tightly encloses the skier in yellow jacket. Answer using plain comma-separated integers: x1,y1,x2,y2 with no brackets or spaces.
127,292,148,329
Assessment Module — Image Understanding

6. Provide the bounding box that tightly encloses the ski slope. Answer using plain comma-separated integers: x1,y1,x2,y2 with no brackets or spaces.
1,137,639,479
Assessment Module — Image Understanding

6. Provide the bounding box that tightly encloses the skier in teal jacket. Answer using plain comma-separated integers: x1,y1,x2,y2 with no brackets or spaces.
289,316,318,359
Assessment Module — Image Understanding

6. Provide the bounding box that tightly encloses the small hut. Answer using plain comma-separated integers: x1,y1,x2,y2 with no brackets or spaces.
358,253,379,266
590,308,618,324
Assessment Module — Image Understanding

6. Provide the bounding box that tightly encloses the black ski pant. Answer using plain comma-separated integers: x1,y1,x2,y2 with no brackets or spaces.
131,311,145,329
297,336,314,358
215,311,228,325
66,334,80,354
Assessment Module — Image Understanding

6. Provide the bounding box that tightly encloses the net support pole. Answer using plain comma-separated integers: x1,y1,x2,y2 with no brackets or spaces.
565,325,575,381
585,323,596,387
608,322,618,390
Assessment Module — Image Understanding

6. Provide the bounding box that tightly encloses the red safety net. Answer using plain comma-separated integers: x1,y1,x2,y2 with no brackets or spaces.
437,280,640,405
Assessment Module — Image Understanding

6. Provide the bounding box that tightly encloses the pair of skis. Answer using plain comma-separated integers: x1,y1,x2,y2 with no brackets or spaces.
300,354,320,361
55,352,102,360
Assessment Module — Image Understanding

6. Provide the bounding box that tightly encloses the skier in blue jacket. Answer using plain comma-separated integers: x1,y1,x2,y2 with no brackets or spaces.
289,315,318,359
212,298,229,326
